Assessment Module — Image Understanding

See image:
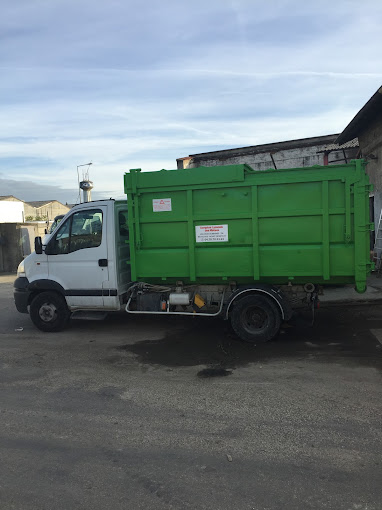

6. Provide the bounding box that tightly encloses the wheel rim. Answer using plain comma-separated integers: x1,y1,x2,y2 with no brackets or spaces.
38,302,58,322
241,305,269,334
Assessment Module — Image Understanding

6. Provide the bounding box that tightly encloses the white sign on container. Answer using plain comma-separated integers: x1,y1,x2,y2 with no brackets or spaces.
153,198,172,212
195,224,228,243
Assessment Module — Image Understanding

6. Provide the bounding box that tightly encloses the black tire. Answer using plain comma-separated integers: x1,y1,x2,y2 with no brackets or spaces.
230,294,281,343
30,291,70,332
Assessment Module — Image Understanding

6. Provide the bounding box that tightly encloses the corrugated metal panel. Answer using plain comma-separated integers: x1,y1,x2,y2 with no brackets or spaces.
320,138,359,152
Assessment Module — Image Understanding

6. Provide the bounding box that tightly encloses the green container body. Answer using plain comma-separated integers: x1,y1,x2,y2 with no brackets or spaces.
124,160,373,292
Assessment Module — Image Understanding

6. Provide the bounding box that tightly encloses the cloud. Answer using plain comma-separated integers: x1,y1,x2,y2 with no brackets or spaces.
0,105,357,202
0,0,381,203
0,175,79,204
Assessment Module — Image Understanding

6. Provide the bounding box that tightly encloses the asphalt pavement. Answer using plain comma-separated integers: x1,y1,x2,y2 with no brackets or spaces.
0,274,381,510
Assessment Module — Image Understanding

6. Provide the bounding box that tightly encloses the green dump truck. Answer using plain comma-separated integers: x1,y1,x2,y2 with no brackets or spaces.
15,160,373,342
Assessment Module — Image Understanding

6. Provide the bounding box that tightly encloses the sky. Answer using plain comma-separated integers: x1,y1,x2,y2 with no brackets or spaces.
1,0,382,204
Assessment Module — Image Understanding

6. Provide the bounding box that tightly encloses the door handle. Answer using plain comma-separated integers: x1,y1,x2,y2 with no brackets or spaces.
99,259,108,267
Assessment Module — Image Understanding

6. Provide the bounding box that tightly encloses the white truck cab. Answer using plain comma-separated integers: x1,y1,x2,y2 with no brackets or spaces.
14,200,130,331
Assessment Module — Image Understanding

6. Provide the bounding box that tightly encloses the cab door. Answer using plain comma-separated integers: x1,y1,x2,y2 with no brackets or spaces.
46,206,109,309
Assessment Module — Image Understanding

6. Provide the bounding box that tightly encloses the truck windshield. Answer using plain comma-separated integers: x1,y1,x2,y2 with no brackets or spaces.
48,215,64,234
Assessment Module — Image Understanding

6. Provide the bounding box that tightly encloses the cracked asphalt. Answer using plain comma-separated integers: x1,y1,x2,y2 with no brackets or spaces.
1,274,382,510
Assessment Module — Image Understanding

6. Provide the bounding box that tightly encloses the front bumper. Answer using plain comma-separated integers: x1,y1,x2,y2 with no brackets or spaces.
14,277,31,313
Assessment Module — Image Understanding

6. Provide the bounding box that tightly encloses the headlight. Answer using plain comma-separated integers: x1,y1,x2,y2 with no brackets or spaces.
17,261,26,278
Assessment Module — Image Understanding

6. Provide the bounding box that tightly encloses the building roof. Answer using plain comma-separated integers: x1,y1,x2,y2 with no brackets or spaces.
0,195,24,202
318,137,359,152
26,200,57,208
180,134,339,162
336,86,382,145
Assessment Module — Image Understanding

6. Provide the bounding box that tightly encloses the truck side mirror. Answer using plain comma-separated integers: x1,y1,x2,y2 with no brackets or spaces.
35,236,43,254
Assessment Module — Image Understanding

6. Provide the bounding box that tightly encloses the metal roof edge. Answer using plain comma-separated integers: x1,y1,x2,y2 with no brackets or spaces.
188,134,339,160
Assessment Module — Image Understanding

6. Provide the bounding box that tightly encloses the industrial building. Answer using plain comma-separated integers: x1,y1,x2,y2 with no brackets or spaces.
177,134,359,170
177,86,382,239
0,197,70,273
24,200,70,222
336,86,382,233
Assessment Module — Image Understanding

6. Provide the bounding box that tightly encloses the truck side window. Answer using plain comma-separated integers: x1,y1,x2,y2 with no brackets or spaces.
48,209,103,255
118,211,129,238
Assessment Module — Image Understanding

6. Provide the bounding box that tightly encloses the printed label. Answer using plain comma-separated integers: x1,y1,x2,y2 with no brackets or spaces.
195,224,228,243
153,198,172,212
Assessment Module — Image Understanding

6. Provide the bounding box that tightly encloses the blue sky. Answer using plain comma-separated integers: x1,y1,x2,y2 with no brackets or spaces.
1,0,382,203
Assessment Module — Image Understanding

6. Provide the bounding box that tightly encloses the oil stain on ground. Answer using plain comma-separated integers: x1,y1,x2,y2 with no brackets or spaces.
114,306,382,371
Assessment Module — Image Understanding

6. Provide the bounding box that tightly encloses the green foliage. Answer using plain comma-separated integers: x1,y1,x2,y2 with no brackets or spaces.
25,215,48,222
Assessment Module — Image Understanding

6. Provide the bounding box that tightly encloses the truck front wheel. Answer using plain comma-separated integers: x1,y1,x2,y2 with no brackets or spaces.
30,291,70,332
230,295,281,343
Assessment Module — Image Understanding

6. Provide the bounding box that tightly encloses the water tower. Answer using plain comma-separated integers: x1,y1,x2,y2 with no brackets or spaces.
80,180,94,202
77,162,93,202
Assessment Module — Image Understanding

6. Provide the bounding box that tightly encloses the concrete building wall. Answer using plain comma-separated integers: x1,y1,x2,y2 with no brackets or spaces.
35,202,70,221
24,203,36,218
0,201,24,223
180,141,358,171
34,222,50,237
24,201,70,221
358,116,382,191
187,144,326,169
0,223,39,273
356,116,382,231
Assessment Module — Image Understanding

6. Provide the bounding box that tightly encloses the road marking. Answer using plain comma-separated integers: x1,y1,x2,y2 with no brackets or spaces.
370,329,382,345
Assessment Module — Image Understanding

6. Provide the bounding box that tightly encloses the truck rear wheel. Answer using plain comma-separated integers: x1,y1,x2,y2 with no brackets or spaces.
230,295,281,343
30,291,70,332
